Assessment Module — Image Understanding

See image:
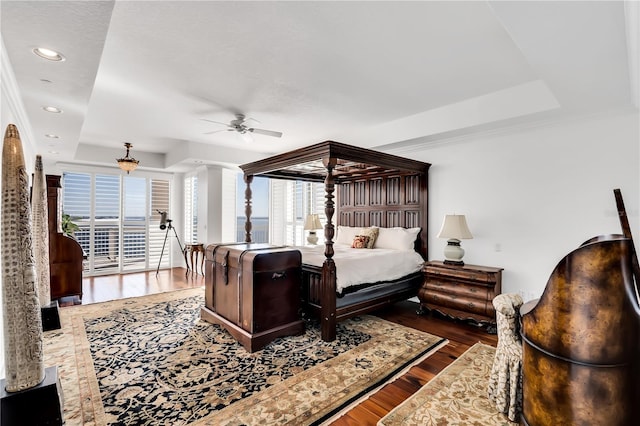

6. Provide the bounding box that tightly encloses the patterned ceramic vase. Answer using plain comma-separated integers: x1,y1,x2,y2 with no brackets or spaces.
32,155,51,307
1,124,45,391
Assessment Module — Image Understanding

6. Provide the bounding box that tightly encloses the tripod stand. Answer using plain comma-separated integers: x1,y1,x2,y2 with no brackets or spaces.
156,219,184,276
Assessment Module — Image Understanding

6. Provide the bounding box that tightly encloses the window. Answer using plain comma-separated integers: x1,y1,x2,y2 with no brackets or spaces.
62,171,172,275
184,174,198,244
270,180,326,246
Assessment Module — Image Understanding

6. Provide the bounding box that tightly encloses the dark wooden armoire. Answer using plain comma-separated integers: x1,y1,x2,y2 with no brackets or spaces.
46,174,84,300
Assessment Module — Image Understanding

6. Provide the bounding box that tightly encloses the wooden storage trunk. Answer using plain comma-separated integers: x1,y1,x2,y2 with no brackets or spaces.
200,243,304,352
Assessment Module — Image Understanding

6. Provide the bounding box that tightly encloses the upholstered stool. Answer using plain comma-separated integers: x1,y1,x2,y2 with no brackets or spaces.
487,293,524,422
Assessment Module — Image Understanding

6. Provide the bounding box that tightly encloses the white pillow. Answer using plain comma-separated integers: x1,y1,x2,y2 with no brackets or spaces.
335,226,365,246
374,227,421,251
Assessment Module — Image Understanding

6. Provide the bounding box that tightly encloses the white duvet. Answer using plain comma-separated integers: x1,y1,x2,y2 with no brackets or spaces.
296,243,424,294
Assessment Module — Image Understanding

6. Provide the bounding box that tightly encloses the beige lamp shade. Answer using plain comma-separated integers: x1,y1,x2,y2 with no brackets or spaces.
437,214,473,265
437,214,473,240
304,214,322,231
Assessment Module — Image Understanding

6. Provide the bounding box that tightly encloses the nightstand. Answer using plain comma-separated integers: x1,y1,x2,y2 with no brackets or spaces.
417,260,503,333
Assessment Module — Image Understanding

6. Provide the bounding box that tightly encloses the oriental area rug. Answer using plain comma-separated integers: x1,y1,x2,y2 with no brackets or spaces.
43,288,447,425
378,343,518,426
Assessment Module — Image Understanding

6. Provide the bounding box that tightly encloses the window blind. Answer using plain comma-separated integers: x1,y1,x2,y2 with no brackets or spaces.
268,180,327,246
149,179,170,269
183,175,198,244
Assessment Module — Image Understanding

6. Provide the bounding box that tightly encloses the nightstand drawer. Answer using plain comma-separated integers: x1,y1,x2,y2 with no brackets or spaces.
419,289,493,317
423,278,493,299
424,265,499,284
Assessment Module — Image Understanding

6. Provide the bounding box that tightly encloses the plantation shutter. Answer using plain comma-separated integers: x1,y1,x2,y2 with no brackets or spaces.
184,175,197,244
122,176,147,271
269,180,287,245
269,180,327,247
94,174,120,272
149,179,170,269
62,172,91,270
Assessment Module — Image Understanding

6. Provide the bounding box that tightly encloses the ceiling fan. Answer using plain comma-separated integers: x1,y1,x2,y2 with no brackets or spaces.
201,114,283,141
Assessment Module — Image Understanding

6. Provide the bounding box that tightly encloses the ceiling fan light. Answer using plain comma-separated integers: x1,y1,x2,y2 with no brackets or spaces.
241,132,254,143
116,142,140,174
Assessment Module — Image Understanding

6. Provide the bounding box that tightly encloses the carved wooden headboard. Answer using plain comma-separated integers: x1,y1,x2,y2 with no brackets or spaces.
337,173,427,257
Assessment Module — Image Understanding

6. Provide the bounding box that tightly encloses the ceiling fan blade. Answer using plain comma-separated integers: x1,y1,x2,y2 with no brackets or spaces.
250,128,283,138
204,128,234,135
200,118,230,126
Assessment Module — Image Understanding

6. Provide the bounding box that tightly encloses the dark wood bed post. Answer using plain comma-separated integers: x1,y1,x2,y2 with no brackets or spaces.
244,174,253,243
321,158,337,341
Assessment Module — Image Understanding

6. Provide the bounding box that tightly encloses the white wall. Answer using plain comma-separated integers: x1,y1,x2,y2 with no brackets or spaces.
389,111,639,300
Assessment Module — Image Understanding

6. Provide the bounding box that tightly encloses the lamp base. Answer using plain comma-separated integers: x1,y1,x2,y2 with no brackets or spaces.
443,238,466,266
307,231,318,245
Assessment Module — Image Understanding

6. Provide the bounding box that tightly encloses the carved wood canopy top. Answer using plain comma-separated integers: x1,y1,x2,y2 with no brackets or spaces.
239,140,431,183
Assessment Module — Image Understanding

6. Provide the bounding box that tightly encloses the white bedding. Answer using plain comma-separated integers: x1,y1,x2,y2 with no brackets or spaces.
296,243,424,294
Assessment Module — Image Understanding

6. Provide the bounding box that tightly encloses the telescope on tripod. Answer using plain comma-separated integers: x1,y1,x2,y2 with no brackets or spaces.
156,210,184,275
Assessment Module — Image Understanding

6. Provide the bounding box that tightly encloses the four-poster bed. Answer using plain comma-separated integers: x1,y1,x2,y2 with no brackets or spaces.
240,140,431,342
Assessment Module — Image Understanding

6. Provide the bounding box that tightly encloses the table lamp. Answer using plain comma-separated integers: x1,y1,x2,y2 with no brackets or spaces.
304,214,322,245
437,214,473,265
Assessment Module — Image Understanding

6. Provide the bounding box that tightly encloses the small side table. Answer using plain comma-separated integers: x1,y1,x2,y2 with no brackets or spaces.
418,260,503,333
183,243,205,275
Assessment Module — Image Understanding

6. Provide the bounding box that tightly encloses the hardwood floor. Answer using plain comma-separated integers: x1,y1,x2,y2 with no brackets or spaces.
59,268,497,424
58,267,204,306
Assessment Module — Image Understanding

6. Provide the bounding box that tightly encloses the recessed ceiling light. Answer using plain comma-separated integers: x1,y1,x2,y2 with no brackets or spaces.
45,134,59,139
42,106,63,113
48,150,59,155
33,47,65,62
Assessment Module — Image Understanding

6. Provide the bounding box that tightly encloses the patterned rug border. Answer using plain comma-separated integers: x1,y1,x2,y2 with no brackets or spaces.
316,337,448,425
46,288,448,425
378,342,517,426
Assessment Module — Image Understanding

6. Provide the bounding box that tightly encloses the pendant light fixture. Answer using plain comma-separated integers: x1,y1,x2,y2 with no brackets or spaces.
116,142,139,174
